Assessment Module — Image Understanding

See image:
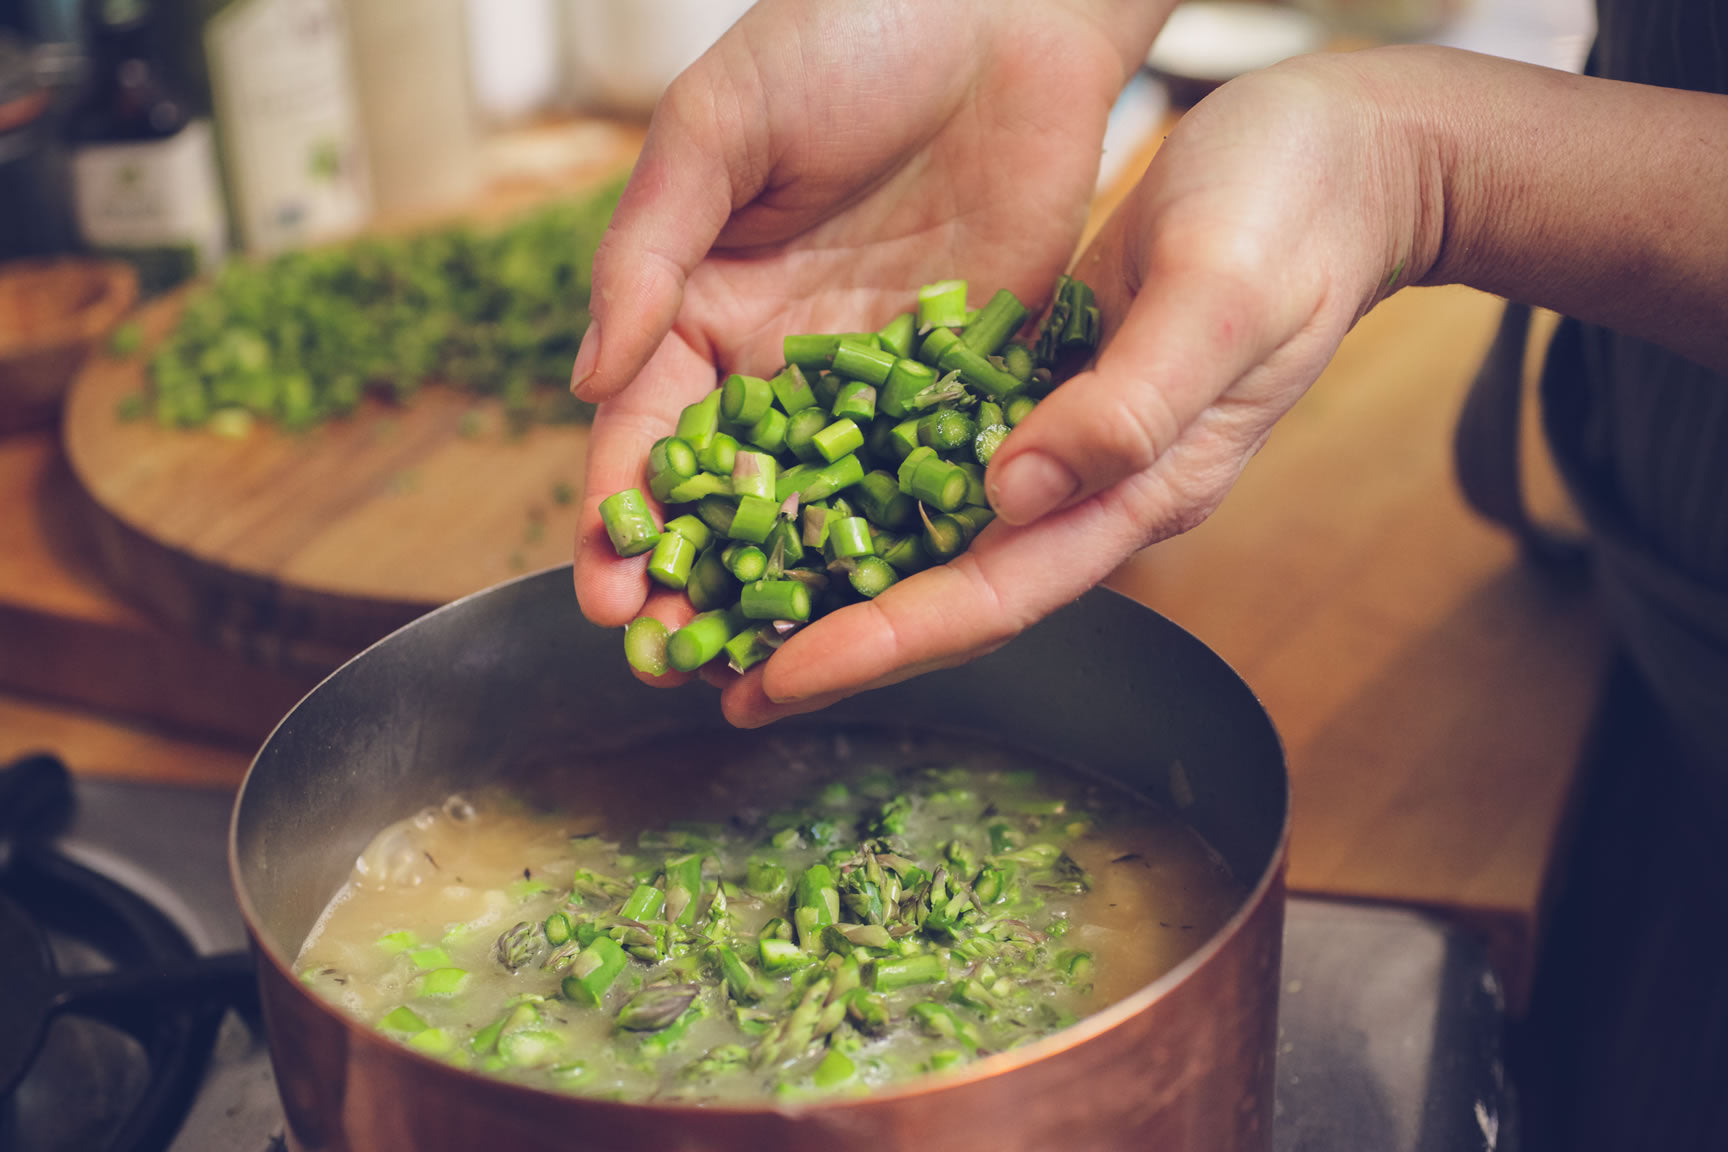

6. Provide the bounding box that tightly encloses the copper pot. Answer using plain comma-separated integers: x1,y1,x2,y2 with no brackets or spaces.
231,569,1288,1151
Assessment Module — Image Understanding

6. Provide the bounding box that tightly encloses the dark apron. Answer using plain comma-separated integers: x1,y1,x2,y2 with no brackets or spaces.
1455,303,1728,776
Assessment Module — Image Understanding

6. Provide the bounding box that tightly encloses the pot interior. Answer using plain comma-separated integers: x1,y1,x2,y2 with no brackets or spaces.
233,569,1287,979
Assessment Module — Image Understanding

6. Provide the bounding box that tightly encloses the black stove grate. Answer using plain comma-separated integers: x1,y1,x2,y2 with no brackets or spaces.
0,755,252,1152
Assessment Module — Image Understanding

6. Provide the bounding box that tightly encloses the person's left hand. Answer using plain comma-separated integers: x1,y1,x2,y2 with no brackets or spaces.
572,0,1163,701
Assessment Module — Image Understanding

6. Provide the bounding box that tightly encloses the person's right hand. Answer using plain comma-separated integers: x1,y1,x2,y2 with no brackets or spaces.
715,48,1444,724
571,0,1166,652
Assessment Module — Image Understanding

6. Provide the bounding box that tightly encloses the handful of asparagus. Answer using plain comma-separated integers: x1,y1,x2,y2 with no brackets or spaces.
599,275,1101,676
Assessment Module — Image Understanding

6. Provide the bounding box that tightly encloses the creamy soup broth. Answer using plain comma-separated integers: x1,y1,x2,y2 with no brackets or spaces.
296,727,1245,1102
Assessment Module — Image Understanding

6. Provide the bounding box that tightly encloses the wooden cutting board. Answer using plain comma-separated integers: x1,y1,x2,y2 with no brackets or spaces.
57,121,644,673
62,307,593,672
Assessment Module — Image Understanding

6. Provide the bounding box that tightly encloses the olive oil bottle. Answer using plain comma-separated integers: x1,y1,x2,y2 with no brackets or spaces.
68,0,227,291
199,0,370,253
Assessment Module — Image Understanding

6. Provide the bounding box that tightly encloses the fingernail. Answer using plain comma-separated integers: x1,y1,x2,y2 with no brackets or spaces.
569,320,601,396
987,452,1079,525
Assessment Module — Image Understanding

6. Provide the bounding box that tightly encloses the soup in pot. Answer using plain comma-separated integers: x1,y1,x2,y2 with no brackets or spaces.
295,726,1244,1102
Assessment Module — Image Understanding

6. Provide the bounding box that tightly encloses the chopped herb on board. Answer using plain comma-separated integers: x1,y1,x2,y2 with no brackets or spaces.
141,180,622,434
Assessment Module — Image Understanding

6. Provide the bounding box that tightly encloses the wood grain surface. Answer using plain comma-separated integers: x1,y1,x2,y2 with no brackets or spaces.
0,430,324,743
63,306,592,670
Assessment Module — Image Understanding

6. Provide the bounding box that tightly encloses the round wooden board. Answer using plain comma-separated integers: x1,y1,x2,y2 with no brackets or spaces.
63,291,592,673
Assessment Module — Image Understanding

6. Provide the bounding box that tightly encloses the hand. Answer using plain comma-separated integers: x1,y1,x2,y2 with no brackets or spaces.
572,0,1164,695
720,52,1437,724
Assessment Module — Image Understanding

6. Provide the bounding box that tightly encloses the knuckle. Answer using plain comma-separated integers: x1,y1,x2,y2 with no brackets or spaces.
1087,385,1182,479
951,557,1028,650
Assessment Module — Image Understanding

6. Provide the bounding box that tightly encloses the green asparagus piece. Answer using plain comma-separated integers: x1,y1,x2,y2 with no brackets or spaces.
721,373,774,425
598,489,661,558
561,935,628,1006
667,608,748,671
960,288,1030,356
724,543,768,582
646,530,697,589
916,279,968,330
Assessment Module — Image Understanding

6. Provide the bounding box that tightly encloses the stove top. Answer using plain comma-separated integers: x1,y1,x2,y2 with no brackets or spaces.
0,765,1514,1152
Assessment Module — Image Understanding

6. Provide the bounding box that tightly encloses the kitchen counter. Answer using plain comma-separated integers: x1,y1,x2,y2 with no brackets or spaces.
0,117,1606,1014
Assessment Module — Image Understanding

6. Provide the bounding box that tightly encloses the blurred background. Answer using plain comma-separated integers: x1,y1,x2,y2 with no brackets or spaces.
1,0,1591,276
0,8,1612,1148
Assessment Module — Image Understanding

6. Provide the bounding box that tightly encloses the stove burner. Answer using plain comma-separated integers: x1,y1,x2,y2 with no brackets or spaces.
0,755,255,1152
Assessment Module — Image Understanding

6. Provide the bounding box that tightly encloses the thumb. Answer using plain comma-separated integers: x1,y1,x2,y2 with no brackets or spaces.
571,70,763,403
984,234,1302,527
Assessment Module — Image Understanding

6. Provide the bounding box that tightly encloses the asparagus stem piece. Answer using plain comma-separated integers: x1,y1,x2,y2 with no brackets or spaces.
876,311,916,360
744,406,788,454
598,488,661,557
770,363,819,412
831,338,895,386
685,547,740,611
999,341,1035,383
721,373,773,425
667,607,747,671
797,453,864,502
910,1001,984,1052
918,324,962,368
849,556,900,598
785,406,831,463
722,626,775,673
675,391,722,450
874,952,946,992
916,279,968,331
974,422,1009,465
936,331,1026,400
960,288,1029,357
664,513,714,551
723,543,768,582
664,470,730,505
812,1045,856,1088
620,883,666,922
832,379,878,423
415,967,469,998
663,854,704,928
695,493,736,536
880,357,937,419
854,469,916,530
918,409,976,452
712,942,769,1003
727,494,780,544
1034,274,1102,371
829,516,875,559
783,332,842,370
759,935,808,974
696,431,740,475
740,579,813,623
906,457,970,513
731,451,779,501
380,1005,429,1035
646,530,697,589
811,418,865,464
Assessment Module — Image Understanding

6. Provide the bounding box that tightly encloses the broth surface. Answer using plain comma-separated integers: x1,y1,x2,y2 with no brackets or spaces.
296,727,1244,1101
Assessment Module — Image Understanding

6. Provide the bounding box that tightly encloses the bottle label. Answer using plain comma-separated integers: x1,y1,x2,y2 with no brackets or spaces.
206,0,371,253
71,118,229,277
